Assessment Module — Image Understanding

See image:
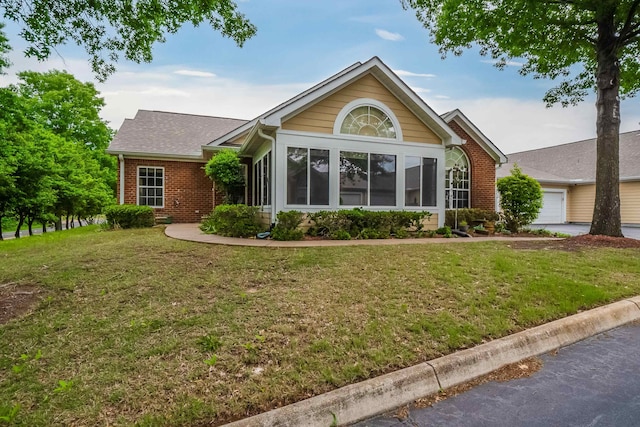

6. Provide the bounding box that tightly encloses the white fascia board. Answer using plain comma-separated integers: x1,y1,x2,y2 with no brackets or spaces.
201,144,240,152
442,109,508,164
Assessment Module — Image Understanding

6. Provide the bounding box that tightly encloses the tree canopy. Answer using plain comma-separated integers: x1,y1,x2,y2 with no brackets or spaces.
0,0,256,80
404,0,640,237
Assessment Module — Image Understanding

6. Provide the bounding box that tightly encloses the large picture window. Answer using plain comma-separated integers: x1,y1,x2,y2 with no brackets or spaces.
445,147,470,209
254,152,271,206
405,157,437,207
287,147,329,205
138,166,164,208
340,151,396,206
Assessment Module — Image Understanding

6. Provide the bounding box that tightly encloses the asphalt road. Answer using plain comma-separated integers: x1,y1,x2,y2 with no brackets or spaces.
356,322,640,427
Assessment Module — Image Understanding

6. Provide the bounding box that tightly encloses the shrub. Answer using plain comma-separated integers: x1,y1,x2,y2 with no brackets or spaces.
200,204,265,238
497,165,543,233
435,225,452,238
308,209,431,240
103,205,155,229
204,149,245,204
271,210,305,241
444,208,500,228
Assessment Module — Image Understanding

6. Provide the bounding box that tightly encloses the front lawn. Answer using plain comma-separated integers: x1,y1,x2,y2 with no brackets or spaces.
1,227,639,426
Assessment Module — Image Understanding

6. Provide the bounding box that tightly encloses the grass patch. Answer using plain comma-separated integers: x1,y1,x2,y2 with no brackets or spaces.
1,227,640,425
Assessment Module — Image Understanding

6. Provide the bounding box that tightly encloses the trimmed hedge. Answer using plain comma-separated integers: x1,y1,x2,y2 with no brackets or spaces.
200,204,265,238
308,209,431,240
444,208,500,228
104,205,155,229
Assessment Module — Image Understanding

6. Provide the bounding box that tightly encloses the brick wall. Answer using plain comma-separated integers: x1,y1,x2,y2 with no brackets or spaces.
118,158,215,223
446,121,497,211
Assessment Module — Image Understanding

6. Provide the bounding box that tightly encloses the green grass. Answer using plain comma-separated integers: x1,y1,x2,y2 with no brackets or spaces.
1,227,640,426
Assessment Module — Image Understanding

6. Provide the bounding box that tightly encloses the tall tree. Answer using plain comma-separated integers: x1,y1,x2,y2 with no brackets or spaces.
0,0,256,80
0,22,10,73
403,0,640,237
14,70,117,190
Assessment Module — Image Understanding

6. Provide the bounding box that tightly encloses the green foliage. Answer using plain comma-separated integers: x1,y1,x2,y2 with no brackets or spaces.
435,226,452,238
14,70,117,190
271,210,305,241
200,204,265,238
204,150,245,204
0,23,10,74
0,404,20,423
308,209,431,240
1,0,256,81
104,205,155,229
53,380,73,393
444,208,500,228
403,0,640,105
497,165,543,233
198,334,223,352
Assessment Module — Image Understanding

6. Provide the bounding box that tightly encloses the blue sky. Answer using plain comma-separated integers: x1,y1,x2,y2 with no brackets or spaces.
1,0,639,154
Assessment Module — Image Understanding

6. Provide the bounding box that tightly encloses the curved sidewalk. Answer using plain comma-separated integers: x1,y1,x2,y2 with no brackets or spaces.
165,223,561,247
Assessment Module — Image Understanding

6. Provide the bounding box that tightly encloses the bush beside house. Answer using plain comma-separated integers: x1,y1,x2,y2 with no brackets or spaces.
104,205,155,229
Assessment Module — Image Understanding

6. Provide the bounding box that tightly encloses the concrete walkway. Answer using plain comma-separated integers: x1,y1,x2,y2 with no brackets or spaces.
165,223,562,247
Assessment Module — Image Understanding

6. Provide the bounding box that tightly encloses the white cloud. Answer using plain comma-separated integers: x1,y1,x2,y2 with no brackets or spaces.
434,95,450,99
375,29,404,42
393,69,436,78
173,69,216,78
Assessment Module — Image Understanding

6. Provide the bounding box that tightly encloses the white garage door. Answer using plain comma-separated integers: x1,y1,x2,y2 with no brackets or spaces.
534,190,565,224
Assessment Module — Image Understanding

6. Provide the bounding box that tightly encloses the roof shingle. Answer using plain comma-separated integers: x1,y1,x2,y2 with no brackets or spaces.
108,110,248,158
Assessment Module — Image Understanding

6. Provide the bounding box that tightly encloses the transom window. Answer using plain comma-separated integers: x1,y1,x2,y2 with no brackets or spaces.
138,166,164,208
445,147,470,209
339,105,397,139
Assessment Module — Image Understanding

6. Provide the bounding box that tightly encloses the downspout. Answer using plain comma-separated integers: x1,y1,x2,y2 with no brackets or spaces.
257,128,276,225
118,154,125,205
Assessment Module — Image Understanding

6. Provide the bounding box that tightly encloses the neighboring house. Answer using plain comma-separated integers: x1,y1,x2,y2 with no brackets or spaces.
498,130,640,225
107,57,507,226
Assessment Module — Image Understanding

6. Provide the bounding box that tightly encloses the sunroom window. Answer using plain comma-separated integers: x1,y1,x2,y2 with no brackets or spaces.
254,152,271,206
286,147,329,205
339,151,396,206
405,157,437,207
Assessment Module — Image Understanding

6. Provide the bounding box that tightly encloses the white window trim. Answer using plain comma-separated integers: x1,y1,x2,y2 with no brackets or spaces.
136,165,165,208
333,98,404,141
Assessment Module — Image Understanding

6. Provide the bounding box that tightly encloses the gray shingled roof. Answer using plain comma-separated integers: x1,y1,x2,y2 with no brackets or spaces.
108,110,248,157
497,130,640,182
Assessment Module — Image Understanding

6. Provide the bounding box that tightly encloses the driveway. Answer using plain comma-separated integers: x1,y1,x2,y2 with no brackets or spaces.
357,321,640,427
530,224,640,240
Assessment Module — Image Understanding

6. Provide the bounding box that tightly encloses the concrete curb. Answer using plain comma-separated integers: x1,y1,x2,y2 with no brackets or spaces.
223,297,640,427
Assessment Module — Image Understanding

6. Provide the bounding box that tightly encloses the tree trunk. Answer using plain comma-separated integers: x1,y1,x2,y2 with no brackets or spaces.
590,12,623,237
0,216,3,241
55,217,62,231
42,222,47,233
15,215,25,239
65,215,70,230
27,218,34,236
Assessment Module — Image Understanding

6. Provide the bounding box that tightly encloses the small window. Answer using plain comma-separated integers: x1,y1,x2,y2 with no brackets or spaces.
138,166,164,208
340,105,397,139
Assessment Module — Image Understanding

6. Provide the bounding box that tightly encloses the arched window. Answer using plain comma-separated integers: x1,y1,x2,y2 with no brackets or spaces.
445,147,470,209
334,99,401,139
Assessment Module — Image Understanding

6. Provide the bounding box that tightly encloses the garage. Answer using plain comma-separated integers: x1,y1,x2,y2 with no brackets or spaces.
534,190,566,224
